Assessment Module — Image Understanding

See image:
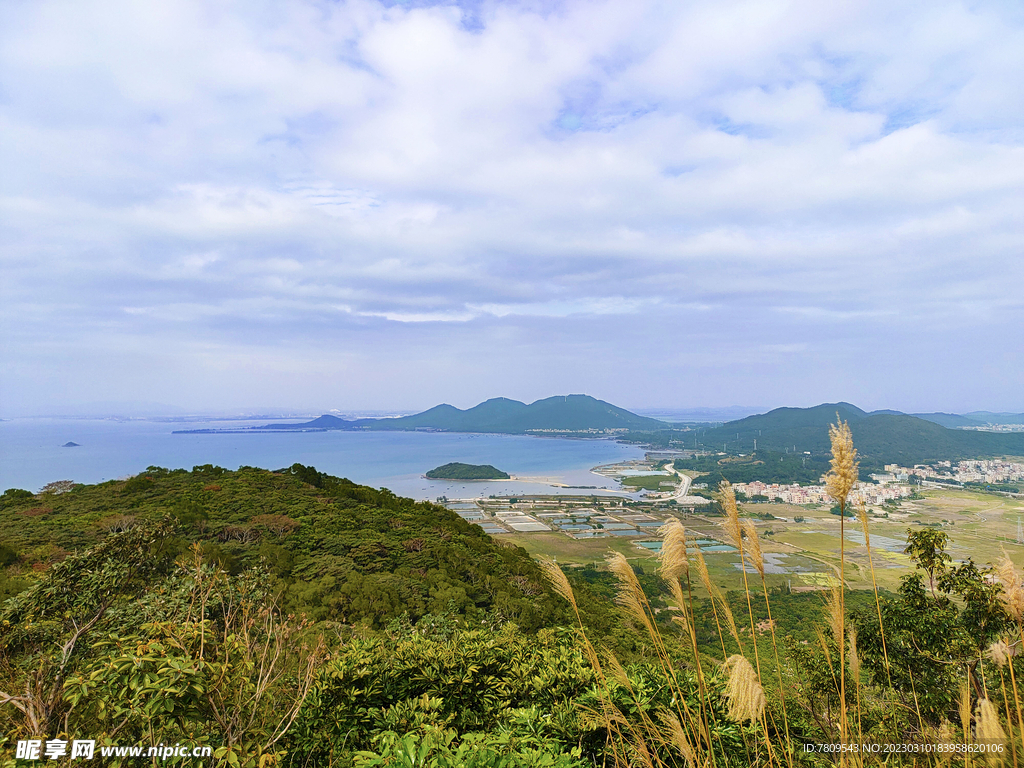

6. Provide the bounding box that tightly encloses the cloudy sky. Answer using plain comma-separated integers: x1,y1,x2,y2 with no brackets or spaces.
2,0,1022,416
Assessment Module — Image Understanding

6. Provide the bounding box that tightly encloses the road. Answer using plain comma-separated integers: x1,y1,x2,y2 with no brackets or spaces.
659,461,693,501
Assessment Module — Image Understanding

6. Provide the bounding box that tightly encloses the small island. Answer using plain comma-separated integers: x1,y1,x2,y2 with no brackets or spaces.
62,442,81,448
425,462,511,480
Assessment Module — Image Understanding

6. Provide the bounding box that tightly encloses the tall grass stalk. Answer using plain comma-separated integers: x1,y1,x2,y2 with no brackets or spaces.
716,484,781,768
990,651,1016,768
607,552,710,765
959,677,974,768
826,418,858,756
539,559,637,765
718,483,765,678
848,626,864,746
739,515,794,768
658,520,719,765
857,501,908,744
694,546,741,657
997,554,1024,758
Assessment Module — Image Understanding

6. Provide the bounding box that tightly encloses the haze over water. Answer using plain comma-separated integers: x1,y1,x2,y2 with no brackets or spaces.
0,418,646,499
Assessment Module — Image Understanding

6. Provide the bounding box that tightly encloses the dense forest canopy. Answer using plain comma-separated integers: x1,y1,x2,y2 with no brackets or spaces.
0,464,565,629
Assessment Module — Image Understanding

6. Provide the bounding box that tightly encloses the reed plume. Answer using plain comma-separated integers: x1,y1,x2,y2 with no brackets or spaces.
667,579,691,636
657,526,718,758
719,479,766,712
605,649,633,690
657,518,689,582
722,655,766,724
825,418,859,506
742,513,794,765
849,625,864,746
718,480,742,551
823,569,844,650
658,709,695,768
990,640,1013,669
607,549,685,715
976,698,1007,744
998,553,1024,622
608,552,655,638
857,501,871,547
857,497,897,739
539,558,577,611
848,626,860,681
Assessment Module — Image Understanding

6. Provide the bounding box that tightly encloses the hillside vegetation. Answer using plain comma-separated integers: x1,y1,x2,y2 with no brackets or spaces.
0,464,564,629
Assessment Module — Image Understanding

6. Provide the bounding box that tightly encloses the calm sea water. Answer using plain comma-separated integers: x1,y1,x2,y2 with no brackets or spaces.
0,418,646,499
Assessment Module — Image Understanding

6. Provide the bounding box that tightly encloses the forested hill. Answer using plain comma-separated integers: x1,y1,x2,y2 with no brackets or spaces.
0,464,569,629
256,394,667,434
698,402,1024,464
425,462,510,480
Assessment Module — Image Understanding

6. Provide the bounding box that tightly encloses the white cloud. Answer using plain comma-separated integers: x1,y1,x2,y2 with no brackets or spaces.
1,0,1022,413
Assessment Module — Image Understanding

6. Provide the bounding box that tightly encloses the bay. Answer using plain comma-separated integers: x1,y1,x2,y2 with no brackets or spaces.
0,418,645,499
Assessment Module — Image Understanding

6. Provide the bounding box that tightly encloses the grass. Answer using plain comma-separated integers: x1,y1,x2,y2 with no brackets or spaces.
620,475,677,490
501,532,660,566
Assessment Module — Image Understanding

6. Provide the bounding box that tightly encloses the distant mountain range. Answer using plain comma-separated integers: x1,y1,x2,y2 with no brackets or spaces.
697,403,1024,465
174,396,1024,465
256,395,667,434
911,412,1024,428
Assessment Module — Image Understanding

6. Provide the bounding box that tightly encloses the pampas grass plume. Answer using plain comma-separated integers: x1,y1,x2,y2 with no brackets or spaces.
826,418,859,505
848,625,861,680
539,558,577,611
988,639,1013,668
722,654,766,723
976,698,1007,744
997,552,1024,621
718,481,742,550
658,709,695,767
657,518,689,582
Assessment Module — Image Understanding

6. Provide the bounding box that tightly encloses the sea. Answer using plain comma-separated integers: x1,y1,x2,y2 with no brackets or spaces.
0,418,647,500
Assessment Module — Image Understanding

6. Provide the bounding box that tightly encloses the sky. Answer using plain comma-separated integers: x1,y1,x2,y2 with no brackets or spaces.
2,0,1022,416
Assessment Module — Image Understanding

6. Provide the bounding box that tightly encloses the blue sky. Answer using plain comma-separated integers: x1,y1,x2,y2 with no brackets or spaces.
1,0,1022,415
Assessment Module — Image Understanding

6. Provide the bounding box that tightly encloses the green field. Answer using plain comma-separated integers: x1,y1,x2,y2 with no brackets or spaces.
619,474,676,490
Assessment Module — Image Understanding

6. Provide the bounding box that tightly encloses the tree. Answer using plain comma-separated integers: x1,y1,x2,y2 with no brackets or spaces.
854,530,1008,718
903,529,950,597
